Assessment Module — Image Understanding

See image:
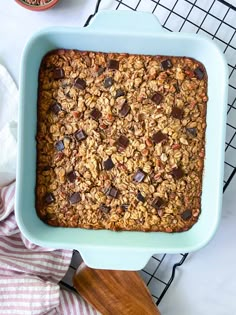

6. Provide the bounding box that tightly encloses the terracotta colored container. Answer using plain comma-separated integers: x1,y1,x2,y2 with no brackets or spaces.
15,0,59,11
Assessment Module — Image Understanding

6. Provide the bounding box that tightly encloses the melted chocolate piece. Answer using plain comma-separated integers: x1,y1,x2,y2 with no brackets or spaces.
99,204,111,213
181,209,192,221
194,67,204,80
121,204,129,211
69,192,81,204
186,127,197,137
115,89,125,99
67,171,77,183
161,59,173,70
103,157,115,170
133,169,146,183
119,102,131,117
53,68,65,80
104,77,114,88
74,77,86,90
152,131,168,144
44,193,55,204
97,67,105,76
151,92,163,105
90,108,102,121
116,135,129,149
171,106,184,119
107,59,119,70
137,191,145,202
105,186,119,199
151,197,164,210
55,140,64,151
171,167,184,180
50,102,62,115
75,129,87,142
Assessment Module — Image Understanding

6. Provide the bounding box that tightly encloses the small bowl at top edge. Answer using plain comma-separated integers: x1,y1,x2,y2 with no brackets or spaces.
15,0,59,11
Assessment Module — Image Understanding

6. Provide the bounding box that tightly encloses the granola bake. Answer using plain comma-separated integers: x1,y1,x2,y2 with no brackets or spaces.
36,49,207,232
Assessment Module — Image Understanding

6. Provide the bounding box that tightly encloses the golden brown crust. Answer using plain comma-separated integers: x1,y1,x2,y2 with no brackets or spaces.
36,50,207,232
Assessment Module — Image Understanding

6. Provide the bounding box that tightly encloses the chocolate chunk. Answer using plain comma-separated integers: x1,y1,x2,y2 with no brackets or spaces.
137,191,145,202
115,89,125,99
104,77,114,88
105,186,119,198
152,131,168,144
181,209,192,221
55,140,64,151
44,193,55,204
171,106,184,119
67,171,77,183
90,108,102,121
194,67,204,80
119,102,131,117
161,59,173,70
103,157,115,170
174,83,180,93
171,167,184,180
97,67,105,76
151,197,164,210
69,192,81,204
53,68,64,80
151,92,163,105
107,59,119,70
116,135,129,149
75,129,87,142
133,169,146,183
65,92,72,100
186,127,197,137
121,204,129,211
99,204,111,213
74,77,86,90
83,55,91,67
42,165,51,171
50,102,62,115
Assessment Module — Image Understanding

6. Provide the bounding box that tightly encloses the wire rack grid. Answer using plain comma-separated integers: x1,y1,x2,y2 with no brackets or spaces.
61,0,236,308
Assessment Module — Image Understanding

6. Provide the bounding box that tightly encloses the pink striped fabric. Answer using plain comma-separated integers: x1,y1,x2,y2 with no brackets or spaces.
0,182,98,315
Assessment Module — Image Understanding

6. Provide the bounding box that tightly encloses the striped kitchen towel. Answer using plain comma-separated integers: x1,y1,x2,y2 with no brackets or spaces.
0,181,98,315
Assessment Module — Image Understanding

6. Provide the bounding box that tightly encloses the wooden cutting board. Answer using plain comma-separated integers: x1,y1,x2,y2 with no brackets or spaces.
73,263,161,315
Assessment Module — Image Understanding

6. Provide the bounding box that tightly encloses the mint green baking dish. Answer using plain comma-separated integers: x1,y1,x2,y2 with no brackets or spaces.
15,10,228,270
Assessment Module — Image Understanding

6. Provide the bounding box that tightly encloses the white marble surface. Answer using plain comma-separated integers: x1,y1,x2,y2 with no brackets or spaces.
1,1,236,314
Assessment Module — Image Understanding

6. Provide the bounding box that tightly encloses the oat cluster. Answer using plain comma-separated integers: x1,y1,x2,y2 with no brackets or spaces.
22,0,52,5
36,49,207,232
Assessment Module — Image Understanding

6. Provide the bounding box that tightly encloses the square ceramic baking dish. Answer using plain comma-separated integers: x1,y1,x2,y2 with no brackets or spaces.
15,10,228,270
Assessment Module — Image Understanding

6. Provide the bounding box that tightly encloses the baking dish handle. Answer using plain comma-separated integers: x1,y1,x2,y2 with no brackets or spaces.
79,248,152,271
87,10,166,34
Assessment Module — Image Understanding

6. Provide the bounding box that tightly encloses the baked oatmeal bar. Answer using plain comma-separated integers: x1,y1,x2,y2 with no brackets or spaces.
36,49,207,232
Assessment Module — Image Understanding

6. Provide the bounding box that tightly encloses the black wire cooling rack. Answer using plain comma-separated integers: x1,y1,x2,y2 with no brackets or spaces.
61,0,236,308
